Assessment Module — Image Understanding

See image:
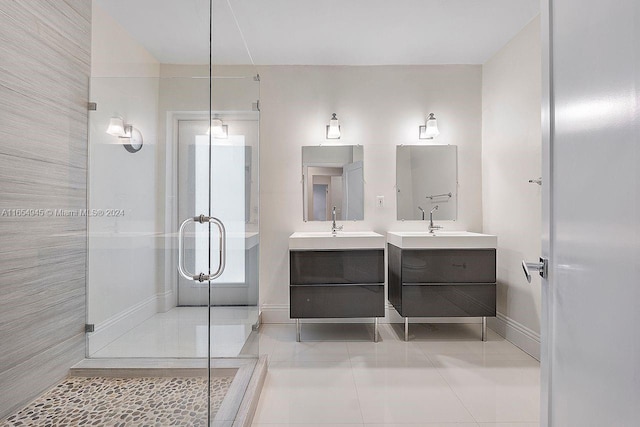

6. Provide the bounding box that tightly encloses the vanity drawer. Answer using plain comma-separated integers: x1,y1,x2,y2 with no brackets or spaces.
290,284,385,318
290,250,384,285
401,249,496,283
401,283,496,317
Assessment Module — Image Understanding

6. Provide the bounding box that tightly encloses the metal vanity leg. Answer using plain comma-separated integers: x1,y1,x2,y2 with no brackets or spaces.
404,317,409,341
296,319,301,342
482,317,487,342
373,318,379,343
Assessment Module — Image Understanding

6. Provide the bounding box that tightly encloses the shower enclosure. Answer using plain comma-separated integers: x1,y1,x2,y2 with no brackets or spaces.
85,0,261,425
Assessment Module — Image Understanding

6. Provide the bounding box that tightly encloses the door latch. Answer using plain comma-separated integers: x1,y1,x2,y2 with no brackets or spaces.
522,257,548,283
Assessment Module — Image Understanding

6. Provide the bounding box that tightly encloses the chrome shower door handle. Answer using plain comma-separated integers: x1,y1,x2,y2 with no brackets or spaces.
177,215,227,282
522,258,548,283
207,216,226,280
178,217,197,281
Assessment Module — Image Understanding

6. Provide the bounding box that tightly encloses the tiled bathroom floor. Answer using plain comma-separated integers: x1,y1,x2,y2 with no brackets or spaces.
252,323,540,427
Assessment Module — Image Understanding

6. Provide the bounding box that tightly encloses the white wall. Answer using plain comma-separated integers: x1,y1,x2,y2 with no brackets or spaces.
482,17,542,358
257,65,483,322
91,4,160,78
87,3,161,353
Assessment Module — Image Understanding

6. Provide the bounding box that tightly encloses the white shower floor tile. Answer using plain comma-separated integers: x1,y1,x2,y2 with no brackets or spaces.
91,306,259,358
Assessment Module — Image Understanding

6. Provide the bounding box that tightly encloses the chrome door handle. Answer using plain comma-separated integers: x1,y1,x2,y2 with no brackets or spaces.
178,214,226,282
522,257,548,283
208,216,227,280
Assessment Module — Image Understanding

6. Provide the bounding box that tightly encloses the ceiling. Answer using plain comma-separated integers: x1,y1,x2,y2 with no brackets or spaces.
96,0,539,65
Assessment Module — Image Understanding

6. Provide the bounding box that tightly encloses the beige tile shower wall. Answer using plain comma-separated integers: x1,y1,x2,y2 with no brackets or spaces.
256,65,483,320
0,0,91,418
482,17,542,358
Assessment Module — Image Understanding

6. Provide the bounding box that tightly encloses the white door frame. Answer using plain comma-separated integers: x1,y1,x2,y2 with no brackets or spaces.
162,111,259,310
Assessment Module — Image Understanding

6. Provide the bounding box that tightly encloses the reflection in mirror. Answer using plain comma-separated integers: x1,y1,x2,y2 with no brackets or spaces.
396,145,458,221
302,146,364,221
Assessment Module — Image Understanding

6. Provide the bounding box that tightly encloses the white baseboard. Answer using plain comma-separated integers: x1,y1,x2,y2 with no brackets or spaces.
260,303,483,325
88,294,160,355
488,313,540,360
157,289,175,313
259,304,290,324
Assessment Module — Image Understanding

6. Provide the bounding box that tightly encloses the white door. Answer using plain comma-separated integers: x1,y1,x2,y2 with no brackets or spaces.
312,184,328,221
177,117,259,306
343,160,364,220
540,1,640,425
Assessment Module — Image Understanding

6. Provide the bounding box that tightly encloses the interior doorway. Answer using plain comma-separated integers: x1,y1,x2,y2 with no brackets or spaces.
176,114,259,308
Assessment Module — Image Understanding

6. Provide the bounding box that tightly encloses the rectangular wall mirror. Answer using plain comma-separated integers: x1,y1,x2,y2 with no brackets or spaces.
302,145,364,221
396,145,458,221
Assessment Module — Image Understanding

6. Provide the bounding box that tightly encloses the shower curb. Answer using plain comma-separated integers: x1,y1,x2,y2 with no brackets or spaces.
232,355,268,427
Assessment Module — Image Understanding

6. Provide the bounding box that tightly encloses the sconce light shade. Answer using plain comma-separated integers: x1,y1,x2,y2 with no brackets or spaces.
106,117,126,137
124,128,143,153
419,113,440,139
207,118,228,139
106,116,143,153
326,113,341,139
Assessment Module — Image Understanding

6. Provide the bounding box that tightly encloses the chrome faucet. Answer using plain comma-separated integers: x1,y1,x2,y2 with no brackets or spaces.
429,205,442,233
331,206,343,235
418,206,425,220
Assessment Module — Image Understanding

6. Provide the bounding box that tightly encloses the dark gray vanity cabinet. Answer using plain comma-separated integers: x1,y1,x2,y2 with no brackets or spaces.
288,230,387,342
290,250,385,318
388,244,496,319
289,249,385,341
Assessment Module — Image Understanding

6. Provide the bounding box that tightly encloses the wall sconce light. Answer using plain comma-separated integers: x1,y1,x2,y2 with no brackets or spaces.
419,113,440,139
326,113,341,139
207,117,228,139
106,117,143,153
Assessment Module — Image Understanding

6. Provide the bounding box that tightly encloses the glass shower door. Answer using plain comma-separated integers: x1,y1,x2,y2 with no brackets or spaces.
87,0,260,424
176,96,260,359
173,115,221,364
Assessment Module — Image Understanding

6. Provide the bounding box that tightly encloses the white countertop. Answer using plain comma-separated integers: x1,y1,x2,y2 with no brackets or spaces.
387,231,497,249
289,231,385,250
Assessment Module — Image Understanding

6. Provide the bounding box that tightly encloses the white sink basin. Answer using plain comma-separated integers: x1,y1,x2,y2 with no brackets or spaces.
289,231,385,250
387,231,497,249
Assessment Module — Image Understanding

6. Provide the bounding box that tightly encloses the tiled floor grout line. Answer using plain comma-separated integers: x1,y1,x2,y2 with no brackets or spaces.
354,323,475,426
401,326,479,427
421,349,481,426
346,343,367,426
